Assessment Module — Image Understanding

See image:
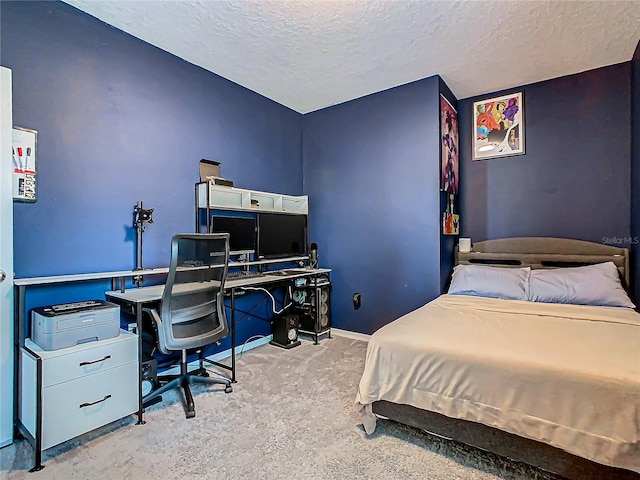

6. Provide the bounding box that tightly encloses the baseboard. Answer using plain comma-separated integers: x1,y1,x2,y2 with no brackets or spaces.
207,335,272,362
330,328,371,342
160,335,272,376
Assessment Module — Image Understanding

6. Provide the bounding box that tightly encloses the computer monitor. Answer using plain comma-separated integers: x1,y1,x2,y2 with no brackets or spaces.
210,215,256,255
257,213,307,259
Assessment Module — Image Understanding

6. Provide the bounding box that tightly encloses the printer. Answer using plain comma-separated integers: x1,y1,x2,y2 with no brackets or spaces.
31,300,121,351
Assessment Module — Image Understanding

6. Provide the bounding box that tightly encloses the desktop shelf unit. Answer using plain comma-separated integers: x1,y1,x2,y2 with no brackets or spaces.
195,182,308,233
194,182,332,345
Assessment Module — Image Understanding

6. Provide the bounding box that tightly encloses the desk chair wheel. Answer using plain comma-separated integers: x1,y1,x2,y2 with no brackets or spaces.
225,385,233,394
186,410,196,419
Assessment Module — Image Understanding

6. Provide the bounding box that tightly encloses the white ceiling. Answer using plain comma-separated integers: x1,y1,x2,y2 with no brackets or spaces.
63,0,640,114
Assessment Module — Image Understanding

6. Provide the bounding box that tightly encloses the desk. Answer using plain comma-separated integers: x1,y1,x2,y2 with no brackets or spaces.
104,267,332,422
13,265,331,468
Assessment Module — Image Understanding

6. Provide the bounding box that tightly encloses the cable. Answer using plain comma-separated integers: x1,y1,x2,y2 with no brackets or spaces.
236,334,266,360
239,285,293,315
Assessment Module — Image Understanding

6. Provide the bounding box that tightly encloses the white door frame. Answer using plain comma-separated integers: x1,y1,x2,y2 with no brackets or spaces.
1,66,15,447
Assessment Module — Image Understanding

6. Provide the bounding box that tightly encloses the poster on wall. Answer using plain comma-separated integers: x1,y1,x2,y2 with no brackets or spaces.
472,91,524,160
440,95,458,193
12,126,37,202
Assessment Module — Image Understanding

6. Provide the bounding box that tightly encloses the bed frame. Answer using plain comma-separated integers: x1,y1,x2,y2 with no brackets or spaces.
456,237,630,287
372,237,638,480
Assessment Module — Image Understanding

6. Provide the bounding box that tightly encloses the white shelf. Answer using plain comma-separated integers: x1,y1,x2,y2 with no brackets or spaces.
197,182,308,215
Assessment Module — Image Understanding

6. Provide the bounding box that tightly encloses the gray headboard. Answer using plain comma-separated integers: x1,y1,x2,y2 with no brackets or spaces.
456,237,629,288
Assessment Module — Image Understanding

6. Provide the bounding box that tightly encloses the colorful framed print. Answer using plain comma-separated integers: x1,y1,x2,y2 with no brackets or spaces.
443,212,459,235
440,95,458,193
472,91,524,160
442,193,459,235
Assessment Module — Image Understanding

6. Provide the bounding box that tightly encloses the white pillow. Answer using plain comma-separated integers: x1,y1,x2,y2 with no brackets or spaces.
448,264,530,301
528,262,635,308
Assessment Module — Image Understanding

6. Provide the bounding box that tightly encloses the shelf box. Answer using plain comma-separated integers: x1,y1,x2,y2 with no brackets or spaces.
199,183,308,215
210,190,244,209
282,196,308,214
250,193,276,211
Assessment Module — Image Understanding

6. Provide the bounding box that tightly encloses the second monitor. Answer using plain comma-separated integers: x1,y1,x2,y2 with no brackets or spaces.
257,213,307,260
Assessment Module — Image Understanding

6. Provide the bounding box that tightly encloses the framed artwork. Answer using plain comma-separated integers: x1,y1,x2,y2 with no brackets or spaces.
440,95,458,193
12,126,37,202
443,212,459,235
442,193,459,235
472,91,524,160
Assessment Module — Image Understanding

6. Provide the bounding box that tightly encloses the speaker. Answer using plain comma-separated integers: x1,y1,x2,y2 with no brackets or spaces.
141,358,158,396
299,282,331,334
270,314,301,349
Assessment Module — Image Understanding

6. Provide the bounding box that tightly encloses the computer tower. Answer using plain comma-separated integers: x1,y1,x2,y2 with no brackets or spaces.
270,314,301,349
297,280,331,343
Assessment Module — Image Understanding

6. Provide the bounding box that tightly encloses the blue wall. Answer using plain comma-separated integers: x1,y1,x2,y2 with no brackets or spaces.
1,1,303,345
2,1,303,279
459,63,632,246
632,40,640,302
3,1,637,340
302,77,443,335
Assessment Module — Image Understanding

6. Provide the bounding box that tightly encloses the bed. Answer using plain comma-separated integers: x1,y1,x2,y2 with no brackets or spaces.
355,237,640,480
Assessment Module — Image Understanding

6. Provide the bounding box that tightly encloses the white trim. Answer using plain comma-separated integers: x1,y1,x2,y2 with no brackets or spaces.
208,335,272,362
160,335,272,376
330,328,371,342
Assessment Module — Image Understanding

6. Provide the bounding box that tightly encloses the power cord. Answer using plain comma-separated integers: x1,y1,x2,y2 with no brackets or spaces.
239,285,293,315
235,334,267,361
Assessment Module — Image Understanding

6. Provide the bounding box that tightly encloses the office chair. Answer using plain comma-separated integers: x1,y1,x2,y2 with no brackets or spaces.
142,233,233,418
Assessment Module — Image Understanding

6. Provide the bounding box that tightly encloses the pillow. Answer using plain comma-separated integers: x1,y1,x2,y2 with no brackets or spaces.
528,262,635,308
448,264,530,301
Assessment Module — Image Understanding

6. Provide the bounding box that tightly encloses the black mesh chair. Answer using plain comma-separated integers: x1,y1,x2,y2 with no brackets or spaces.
142,233,232,418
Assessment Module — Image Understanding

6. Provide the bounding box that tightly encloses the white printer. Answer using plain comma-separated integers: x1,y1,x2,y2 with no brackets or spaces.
31,300,121,351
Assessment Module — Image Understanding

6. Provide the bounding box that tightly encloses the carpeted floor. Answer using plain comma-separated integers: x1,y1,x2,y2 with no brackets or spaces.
1,335,559,480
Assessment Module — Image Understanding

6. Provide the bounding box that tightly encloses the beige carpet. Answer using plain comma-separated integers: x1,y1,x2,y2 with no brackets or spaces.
1,335,557,480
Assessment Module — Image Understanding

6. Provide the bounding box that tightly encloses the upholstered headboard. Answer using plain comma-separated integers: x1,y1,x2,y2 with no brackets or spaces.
456,237,630,288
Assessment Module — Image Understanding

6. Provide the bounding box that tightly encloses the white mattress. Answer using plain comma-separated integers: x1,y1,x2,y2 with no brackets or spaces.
355,294,640,473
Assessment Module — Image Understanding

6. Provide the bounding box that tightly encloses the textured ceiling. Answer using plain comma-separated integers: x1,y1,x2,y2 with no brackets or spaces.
63,0,640,114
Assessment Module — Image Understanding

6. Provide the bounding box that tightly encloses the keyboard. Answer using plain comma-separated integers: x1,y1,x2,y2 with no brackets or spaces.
227,270,265,279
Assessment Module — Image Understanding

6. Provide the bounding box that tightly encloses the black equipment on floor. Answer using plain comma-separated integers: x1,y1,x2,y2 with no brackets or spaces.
270,314,301,349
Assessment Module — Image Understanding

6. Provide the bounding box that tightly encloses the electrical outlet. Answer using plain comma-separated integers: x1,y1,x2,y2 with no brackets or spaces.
353,293,361,310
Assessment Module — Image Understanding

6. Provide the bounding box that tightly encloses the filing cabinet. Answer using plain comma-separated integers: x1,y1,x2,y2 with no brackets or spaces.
19,331,138,468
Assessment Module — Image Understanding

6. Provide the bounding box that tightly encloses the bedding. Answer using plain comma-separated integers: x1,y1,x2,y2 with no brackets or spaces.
447,264,530,301
355,294,640,473
528,262,636,308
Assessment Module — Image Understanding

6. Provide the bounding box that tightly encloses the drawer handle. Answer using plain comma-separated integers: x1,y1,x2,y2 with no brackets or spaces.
79,354,111,367
79,394,112,408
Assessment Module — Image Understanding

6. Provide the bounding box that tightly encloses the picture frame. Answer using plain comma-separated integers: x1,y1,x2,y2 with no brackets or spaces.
472,91,524,161
442,193,459,235
12,126,37,202
440,94,458,193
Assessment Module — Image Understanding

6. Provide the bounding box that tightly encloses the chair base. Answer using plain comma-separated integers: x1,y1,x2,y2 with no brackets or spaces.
143,362,232,418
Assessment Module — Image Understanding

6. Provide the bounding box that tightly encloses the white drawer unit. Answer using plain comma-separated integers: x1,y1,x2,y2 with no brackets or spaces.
19,331,138,470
